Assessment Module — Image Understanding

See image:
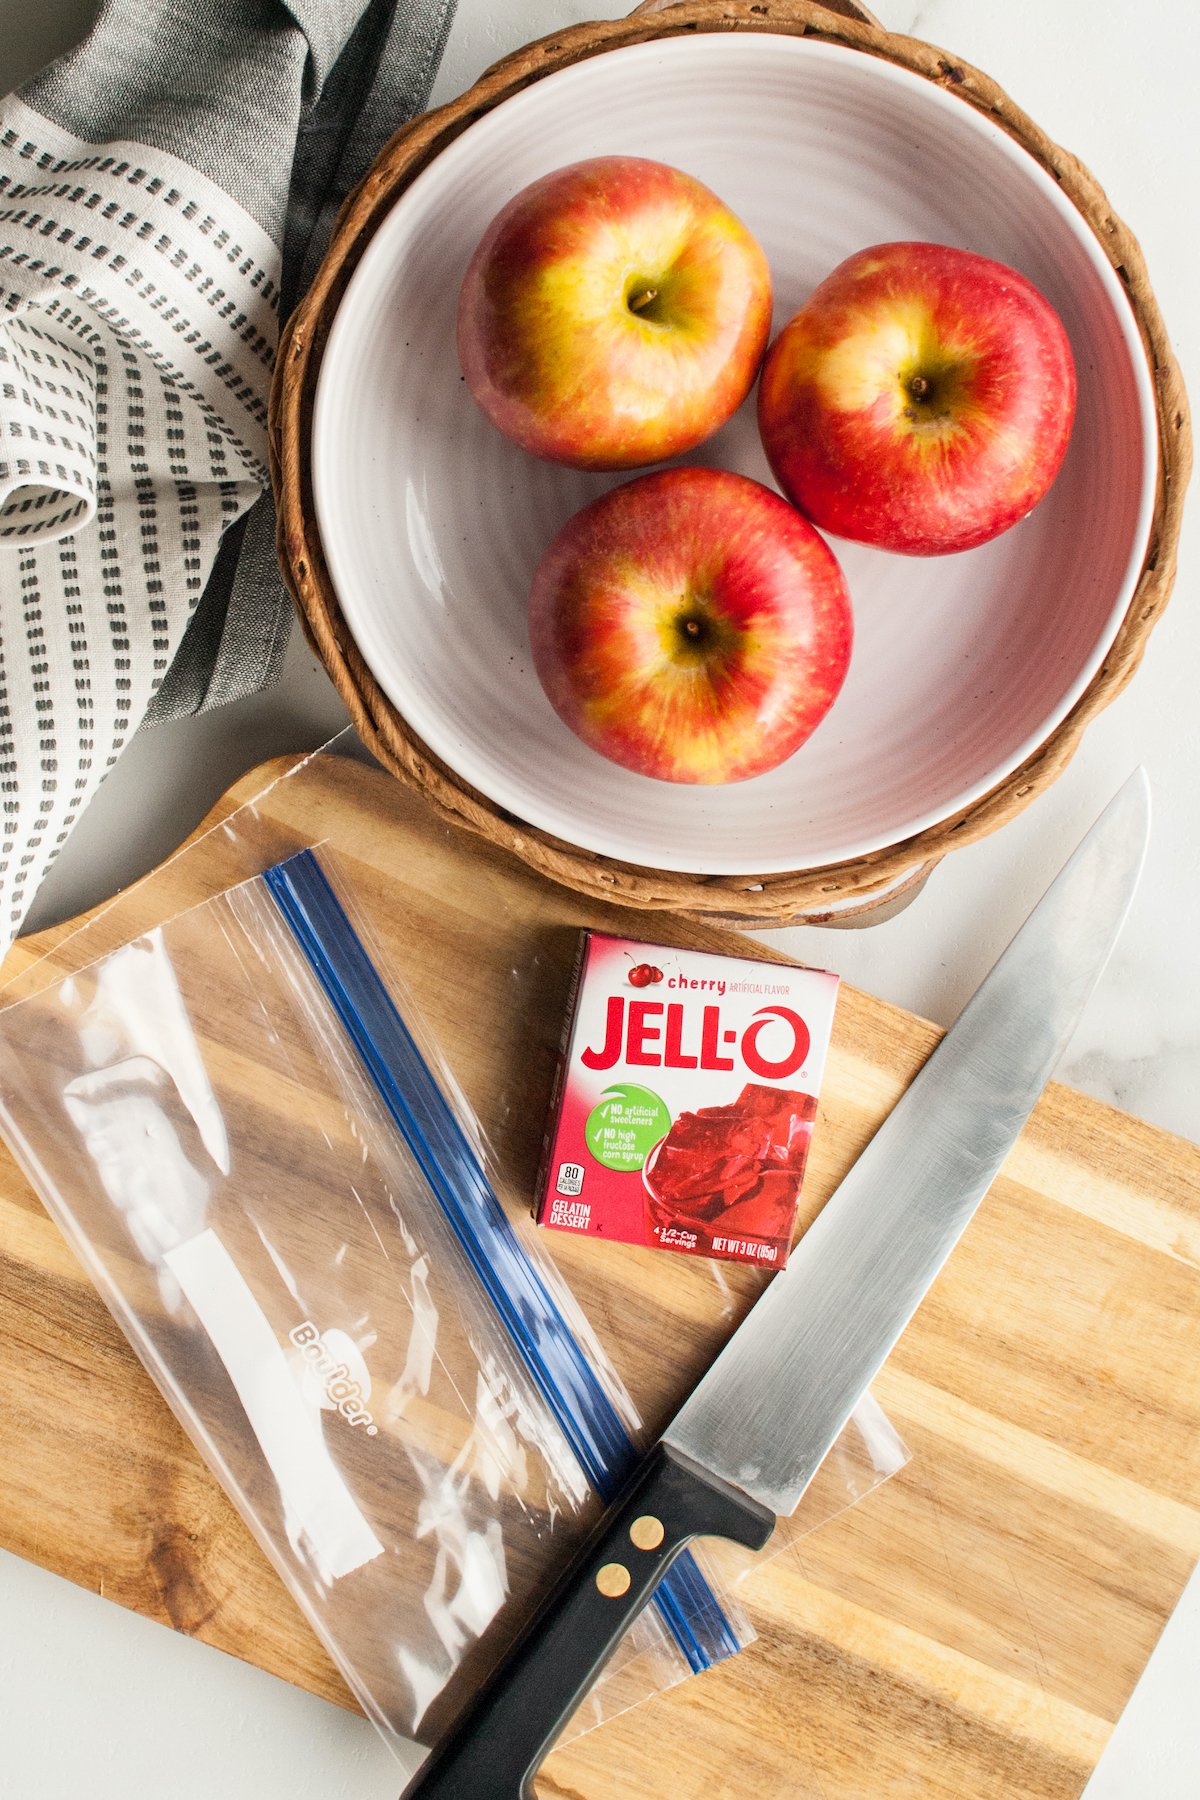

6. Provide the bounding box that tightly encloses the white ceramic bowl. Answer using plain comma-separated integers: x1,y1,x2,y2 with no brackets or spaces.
313,33,1156,876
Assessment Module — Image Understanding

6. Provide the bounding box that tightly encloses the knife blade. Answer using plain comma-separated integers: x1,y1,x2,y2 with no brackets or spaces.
401,771,1150,1800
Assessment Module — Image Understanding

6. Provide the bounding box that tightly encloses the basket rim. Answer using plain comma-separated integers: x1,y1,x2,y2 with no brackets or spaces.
269,0,1191,924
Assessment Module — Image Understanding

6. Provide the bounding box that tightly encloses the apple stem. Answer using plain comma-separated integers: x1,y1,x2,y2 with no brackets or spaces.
628,286,659,314
909,374,930,399
683,618,702,639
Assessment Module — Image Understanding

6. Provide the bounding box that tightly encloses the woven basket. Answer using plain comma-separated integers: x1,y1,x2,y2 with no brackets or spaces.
269,0,1190,928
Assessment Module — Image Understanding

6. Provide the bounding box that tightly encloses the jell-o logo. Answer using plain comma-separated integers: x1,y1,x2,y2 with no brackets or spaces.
581,996,812,1082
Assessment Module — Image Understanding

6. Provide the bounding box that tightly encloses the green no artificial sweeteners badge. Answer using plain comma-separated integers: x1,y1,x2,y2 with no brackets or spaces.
585,1084,671,1173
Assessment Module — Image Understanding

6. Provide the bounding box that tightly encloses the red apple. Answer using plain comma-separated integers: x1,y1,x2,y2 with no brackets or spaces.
529,468,852,784
457,157,772,470
757,241,1077,555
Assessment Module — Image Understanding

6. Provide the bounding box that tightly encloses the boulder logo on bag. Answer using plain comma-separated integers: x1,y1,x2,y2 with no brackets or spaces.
289,1321,378,1434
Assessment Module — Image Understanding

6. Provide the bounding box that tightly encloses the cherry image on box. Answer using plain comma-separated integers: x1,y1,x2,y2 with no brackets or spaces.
536,933,839,1267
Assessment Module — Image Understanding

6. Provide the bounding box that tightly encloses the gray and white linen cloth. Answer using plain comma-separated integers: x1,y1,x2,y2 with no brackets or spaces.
0,0,455,945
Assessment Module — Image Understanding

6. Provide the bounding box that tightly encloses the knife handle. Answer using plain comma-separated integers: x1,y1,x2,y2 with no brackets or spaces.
400,1442,775,1800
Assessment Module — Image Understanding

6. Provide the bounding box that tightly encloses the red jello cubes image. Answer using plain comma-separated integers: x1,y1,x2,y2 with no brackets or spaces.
644,1084,818,1261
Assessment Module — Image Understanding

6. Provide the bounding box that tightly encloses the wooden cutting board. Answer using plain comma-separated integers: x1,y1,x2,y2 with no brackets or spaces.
2,750,1199,1800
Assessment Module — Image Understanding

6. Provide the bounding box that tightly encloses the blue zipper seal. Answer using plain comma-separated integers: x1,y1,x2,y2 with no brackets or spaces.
264,848,742,1673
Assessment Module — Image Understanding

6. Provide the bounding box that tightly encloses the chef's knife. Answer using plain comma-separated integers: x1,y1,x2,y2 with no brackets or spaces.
401,771,1150,1800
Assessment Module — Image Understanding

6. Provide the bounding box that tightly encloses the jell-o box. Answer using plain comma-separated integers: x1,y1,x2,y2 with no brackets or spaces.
535,933,839,1268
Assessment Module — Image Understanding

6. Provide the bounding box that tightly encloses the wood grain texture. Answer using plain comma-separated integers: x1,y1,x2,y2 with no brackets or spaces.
1,751,1199,1799
269,0,1191,928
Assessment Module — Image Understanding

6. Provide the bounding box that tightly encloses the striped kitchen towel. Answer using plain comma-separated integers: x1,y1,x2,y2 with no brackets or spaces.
0,0,455,945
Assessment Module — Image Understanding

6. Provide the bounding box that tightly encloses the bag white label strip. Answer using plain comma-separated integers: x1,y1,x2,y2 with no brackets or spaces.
164,1228,384,1581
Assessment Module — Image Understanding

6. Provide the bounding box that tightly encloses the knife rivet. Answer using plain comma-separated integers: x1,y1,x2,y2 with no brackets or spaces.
595,1562,631,1598
629,1516,665,1551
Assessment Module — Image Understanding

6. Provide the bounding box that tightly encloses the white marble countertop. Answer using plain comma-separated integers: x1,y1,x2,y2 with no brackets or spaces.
1,1,1197,1795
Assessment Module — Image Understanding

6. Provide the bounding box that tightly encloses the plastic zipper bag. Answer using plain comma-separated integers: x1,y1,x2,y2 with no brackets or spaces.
0,752,908,1756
